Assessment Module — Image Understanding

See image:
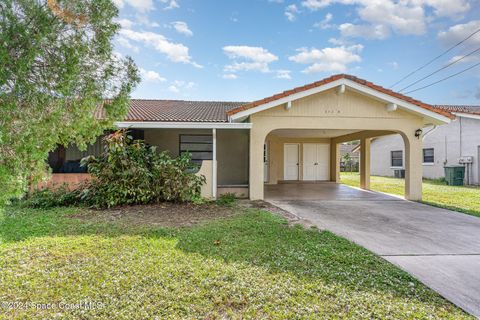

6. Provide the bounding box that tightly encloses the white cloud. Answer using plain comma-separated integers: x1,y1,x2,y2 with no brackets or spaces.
117,37,140,53
314,13,333,29
116,18,135,29
135,14,160,27
289,45,363,74
389,61,399,70
299,0,471,40
285,4,299,22
356,1,426,36
119,29,202,67
301,0,333,11
339,23,390,40
222,73,238,79
223,45,278,73
168,85,180,93
438,20,480,47
438,20,480,64
172,21,193,36
113,0,154,12
328,37,347,45
168,80,196,93
423,0,470,18
276,70,292,79
161,0,179,10
139,68,166,82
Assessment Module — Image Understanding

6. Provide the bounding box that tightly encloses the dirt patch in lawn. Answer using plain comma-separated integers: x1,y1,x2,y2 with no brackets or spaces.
240,200,318,229
71,203,238,228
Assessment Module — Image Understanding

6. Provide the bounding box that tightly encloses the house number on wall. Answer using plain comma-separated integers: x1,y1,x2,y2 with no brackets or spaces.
324,109,341,114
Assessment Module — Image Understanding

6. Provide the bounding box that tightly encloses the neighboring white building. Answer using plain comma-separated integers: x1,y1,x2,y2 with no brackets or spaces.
370,105,480,185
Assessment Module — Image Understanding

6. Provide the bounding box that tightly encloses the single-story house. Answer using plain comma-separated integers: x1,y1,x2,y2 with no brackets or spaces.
46,74,454,200
370,105,480,185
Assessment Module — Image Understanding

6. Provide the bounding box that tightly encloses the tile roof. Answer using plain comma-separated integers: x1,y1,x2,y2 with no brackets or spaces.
96,76,480,123
433,105,480,115
101,99,246,122
226,74,454,119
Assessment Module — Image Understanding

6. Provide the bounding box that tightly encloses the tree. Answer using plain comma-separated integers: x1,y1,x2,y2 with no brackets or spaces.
0,0,139,204
343,153,352,172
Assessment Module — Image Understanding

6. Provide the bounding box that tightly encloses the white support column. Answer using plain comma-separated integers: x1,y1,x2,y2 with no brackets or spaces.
212,128,217,199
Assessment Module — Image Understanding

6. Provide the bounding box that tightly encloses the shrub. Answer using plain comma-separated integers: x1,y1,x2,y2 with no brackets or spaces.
22,186,80,209
80,130,205,208
216,192,237,206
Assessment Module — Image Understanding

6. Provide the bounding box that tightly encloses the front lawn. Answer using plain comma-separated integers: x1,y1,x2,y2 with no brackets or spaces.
340,172,480,217
0,204,471,319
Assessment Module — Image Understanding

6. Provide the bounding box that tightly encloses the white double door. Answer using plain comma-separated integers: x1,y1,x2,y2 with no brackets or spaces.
302,143,330,181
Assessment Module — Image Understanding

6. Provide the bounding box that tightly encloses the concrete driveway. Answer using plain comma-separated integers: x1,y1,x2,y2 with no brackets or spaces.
266,183,480,317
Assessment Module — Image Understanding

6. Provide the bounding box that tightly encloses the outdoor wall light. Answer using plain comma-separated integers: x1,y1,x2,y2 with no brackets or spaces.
415,129,423,139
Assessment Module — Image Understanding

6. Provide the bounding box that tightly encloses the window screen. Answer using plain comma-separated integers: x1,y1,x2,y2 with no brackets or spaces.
391,150,403,167
423,148,434,163
180,135,212,165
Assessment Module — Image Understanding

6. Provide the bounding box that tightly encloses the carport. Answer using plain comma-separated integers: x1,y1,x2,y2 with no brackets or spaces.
226,74,453,201
264,182,394,201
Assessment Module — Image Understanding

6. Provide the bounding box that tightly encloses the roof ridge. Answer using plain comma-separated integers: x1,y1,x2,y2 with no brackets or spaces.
130,98,247,104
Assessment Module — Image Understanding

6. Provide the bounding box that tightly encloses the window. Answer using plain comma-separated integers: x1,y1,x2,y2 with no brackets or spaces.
179,134,212,165
423,148,434,164
391,150,403,167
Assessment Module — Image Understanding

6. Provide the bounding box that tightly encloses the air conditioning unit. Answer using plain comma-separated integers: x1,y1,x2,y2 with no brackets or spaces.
394,169,405,178
459,156,473,164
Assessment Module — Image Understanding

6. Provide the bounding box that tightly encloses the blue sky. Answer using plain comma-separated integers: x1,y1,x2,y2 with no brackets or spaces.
113,0,480,105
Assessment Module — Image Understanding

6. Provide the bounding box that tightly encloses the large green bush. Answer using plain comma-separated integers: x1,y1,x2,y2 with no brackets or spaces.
23,130,206,208
80,130,206,207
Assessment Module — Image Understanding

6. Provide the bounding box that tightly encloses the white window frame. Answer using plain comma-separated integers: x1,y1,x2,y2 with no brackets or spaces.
390,150,404,168
422,148,435,165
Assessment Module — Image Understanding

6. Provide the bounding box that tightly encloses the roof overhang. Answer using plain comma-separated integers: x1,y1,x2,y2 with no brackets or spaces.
452,112,480,120
115,121,252,129
229,78,451,125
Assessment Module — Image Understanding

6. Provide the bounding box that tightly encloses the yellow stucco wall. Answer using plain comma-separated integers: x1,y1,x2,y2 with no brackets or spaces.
249,87,425,201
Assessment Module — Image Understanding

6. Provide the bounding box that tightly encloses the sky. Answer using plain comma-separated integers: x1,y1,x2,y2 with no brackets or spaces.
113,0,480,105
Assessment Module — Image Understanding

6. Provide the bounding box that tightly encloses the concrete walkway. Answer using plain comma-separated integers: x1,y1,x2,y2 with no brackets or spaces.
266,183,480,317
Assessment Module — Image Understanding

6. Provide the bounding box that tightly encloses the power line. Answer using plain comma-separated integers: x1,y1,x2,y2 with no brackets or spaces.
403,61,480,94
389,27,480,88
399,46,480,92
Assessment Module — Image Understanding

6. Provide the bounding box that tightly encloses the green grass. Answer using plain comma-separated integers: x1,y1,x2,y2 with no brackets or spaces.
0,205,472,319
340,172,480,217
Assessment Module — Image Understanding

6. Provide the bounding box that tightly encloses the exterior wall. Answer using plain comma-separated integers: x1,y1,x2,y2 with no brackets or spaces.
144,128,249,186
370,134,405,177
371,117,480,185
265,135,330,184
217,129,249,186
144,128,211,157
34,173,92,191
196,160,213,199
249,87,426,200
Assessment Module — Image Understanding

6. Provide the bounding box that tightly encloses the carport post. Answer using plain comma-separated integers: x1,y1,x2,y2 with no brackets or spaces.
360,138,371,190
212,128,217,199
404,133,423,201
330,142,340,183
